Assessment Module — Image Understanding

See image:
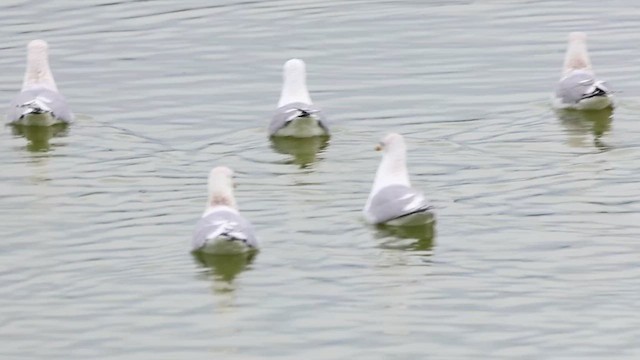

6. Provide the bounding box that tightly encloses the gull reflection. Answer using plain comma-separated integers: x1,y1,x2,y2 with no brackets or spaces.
192,251,257,293
555,107,613,151
374,221,436,252
10,123,69,152
269,135,329,168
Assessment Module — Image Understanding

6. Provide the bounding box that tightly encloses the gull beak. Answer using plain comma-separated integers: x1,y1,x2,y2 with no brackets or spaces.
375,144,382,151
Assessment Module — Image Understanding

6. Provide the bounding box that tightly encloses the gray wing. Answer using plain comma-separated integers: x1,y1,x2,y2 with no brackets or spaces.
268,101,328,135
192,209,258,251
7,87,73,123
555,71,596,105
367,185,432,224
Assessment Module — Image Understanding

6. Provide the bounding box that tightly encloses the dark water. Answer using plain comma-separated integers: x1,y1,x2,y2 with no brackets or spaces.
1,1,640,358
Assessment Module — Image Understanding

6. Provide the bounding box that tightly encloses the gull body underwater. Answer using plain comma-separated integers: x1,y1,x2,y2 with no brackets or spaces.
7,40,74,126
364,133,434,226
553,32,613,111
192,167,258,255
269,59,329,138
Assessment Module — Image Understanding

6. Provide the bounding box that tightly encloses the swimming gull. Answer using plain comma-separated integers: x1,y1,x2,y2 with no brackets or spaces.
553,32,613,110
269,58,329,137
364,133,434,226
7,40,74,126
192,166,258,254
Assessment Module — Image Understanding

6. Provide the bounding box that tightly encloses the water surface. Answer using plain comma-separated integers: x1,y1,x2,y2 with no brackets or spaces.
1,1,640,359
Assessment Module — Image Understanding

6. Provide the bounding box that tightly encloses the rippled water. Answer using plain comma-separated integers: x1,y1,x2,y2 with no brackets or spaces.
2,0,640,358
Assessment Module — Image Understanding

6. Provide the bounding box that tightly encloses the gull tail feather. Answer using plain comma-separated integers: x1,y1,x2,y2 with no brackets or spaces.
19,97,52,116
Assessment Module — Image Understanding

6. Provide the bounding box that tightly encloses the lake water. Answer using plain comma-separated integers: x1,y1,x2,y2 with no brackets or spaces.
1,0,640,359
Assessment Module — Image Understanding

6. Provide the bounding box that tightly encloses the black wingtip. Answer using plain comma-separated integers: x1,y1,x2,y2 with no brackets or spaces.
581,87,608,100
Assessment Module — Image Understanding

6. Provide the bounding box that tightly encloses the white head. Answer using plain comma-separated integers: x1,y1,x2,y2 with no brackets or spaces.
206,166,237,210
376,132,407,155
563,32,592,75
278,58,312,107
372,133,410,192
23,39,58,92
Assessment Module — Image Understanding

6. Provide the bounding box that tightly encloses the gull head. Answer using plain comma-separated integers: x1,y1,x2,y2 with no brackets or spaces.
568,32,587,43
375,133,406,154
23,39,57,91
284,58,307,79
279,58,312,107
207,166,237,208
28,39,49,54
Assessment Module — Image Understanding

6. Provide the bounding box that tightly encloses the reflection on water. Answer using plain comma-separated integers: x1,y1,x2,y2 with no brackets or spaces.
269,135,329,168
556,108,613,150
374,221,436,252
192,251,257,292
10,123,69,152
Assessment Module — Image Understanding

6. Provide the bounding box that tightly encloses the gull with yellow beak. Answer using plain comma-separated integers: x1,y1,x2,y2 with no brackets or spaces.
364,133,434,226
